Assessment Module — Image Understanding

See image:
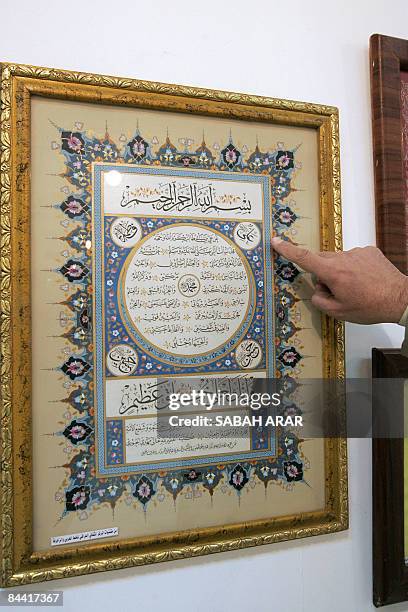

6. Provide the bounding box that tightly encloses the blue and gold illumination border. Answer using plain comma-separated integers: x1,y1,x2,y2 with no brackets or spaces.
92,164,276,475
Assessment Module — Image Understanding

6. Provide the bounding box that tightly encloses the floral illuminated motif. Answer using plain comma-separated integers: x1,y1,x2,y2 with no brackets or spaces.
66,485,90,511
61,356,91,380
281,402,302,420
64,157,92,189
60,195,89,219
62,325,88,349
220,134,243,170
65,227,89,252
247,143,268,172
276,150,294,171
202,468,222,495
61,131,85,155
95,480,125,506
277,288,297,311
177,154,196,167
62,386,92,414
66,290,89,311
283,461,303,482
63,420,93,445
174,136,197,166
279,321,298,342
184,469,202,482
229,464,249,491
255,463,278,486
276,260,300,283
282,433,300,459
89,128,120,163
106,420,124,465
278,347,302,368
272,176,292,200
195,137,215,167
63,326,87,347
59,289,92,349
60,259,90,283
125,127,153,163
274,206,297,227
134,476,155,505
157,134,178,165
163,473,184,499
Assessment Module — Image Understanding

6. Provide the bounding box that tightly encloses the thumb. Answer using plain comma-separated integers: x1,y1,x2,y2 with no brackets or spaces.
271,237,329,277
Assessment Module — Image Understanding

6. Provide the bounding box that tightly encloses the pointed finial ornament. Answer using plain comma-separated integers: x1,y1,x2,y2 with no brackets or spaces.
49,118,62,133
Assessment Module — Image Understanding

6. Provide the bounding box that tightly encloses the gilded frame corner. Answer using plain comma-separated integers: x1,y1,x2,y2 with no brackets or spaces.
0,62,347,587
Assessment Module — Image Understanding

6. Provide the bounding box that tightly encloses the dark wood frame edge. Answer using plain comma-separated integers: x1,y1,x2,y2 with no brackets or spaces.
372,348,408,606
370,33,408,273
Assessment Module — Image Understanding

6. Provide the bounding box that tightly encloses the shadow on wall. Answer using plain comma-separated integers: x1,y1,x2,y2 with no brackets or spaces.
346,322,404,378
35,528,348,592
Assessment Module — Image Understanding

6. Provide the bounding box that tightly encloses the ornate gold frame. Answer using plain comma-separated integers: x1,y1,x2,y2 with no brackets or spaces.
0,62,347,586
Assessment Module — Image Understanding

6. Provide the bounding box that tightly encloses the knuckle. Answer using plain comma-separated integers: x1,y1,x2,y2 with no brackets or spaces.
330,266,346,284
295,247,311,264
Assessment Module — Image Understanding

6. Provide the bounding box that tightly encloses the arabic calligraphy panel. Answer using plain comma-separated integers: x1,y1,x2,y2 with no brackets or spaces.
25,91,337,561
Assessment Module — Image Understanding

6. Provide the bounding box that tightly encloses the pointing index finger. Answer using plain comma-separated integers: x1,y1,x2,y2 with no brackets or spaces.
271,237,329,277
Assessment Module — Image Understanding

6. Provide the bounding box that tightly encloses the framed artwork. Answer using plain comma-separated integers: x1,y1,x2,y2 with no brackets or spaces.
370,33,408,273
0,62,347,586
372,349,408,607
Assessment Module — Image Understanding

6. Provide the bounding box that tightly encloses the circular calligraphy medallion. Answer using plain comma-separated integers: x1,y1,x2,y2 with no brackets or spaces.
235,339,263,369
120,224,255,366
110,217,142,248
107,344,138,376
178,274,201,297
233,222,261,250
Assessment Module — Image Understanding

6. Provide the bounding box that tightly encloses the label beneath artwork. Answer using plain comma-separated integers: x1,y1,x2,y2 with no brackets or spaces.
51,527,119,547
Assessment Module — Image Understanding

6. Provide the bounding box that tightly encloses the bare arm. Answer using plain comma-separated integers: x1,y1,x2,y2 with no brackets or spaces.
271,237,408,324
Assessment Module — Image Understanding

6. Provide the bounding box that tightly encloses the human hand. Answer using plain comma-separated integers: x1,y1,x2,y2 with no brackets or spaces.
271,237,408,324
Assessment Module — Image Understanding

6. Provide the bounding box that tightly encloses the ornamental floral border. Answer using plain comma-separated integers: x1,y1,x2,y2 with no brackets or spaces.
51,121,309,520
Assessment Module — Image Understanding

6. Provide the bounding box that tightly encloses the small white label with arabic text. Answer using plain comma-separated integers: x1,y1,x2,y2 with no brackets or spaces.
51,527,119,547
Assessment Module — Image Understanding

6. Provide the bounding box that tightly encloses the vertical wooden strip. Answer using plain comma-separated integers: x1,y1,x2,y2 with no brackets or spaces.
370,33,408,273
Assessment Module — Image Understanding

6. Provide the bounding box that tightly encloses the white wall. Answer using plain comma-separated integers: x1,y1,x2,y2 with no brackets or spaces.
1,1,408,610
